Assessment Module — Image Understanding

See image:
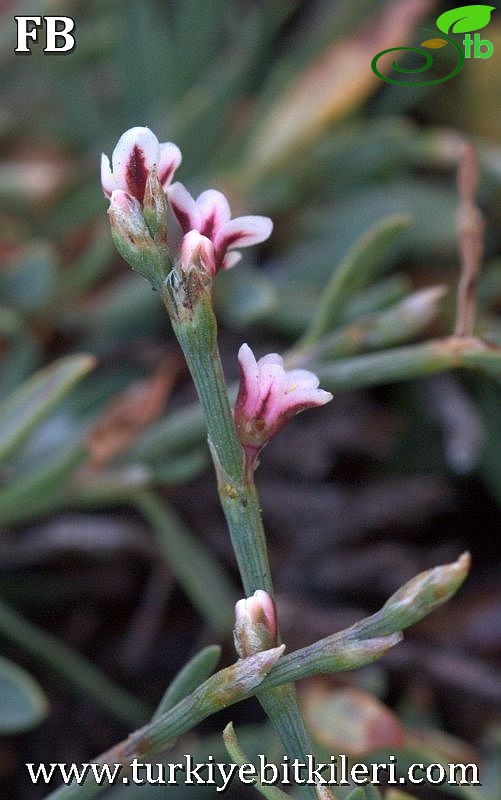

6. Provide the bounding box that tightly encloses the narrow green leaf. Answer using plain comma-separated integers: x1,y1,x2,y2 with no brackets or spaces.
0,655,48,734
223,721,291,800
153,645,221,719
149,448,208,485
299,215,411,346
345,789,382,800
461,346,501,382
315,337,501,392
288,286,446,366
131,402,208,461
344,790,368,800
0,354,95,465
347,553,470,640
315,342,453,391
134,491,237,634
0,446,86,526
0,599,148,727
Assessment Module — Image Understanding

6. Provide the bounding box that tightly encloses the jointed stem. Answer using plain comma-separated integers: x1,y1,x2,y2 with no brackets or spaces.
165,283,317,798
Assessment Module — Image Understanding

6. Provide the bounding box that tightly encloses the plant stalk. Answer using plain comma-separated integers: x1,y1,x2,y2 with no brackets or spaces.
163,278,317,798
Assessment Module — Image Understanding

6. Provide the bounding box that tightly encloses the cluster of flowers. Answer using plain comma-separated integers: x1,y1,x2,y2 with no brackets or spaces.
102,127,332,460
101,126,272,275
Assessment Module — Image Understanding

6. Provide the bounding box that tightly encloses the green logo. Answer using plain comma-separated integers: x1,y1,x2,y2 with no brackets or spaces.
371,4,495,86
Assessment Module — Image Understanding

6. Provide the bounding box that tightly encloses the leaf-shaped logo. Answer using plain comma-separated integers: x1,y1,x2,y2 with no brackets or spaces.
436,5,495,34
421,38,449,48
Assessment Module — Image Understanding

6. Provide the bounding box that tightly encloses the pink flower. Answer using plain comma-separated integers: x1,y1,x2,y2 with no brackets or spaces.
101,127,181,204
234,590,277,657
234,344,333,455
167,182,273,272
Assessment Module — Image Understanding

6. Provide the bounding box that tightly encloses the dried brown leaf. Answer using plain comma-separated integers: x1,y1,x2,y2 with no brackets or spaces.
302,684,405,755
87,356,183,467
247,0,432,174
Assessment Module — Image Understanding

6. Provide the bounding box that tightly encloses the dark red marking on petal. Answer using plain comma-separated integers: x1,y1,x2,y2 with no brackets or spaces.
171,204,193,234
220,230,244,250
214,230,246,271
201,212,216,240
126,145,148,203
158,163,175,188
254,387,272,421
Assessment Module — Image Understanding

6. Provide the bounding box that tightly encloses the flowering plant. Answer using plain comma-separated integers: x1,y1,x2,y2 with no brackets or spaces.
40,125,471,800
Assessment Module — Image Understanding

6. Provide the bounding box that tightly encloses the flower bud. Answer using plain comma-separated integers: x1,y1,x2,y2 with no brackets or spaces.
179,230,216,277
108,189,168,289
143,167,169,251
234,590,278,658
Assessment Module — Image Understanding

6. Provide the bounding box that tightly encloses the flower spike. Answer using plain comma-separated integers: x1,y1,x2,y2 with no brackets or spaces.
234,343,333,461
167,182,272,271
101,126,181,204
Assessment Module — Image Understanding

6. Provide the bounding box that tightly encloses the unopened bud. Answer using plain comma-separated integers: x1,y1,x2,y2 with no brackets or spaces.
108,189,168,289
143,167,169,250
398,285,447,330
381,551,470,629
234,590,278,658
179,230,216,277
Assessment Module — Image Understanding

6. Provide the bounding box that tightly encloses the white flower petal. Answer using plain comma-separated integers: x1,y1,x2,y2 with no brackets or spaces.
237,343,261,417
196,189,232,238
215,215,273,253
158,142,182,188
257,353,283,368
100,153,116,198
285,387,333,410
285,369,320,391
221,251,242,270
167,182,202,233
111,127,160,195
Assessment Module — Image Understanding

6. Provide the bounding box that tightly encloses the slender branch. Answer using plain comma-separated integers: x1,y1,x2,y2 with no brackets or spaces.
44,552,468,799
163,280,317,798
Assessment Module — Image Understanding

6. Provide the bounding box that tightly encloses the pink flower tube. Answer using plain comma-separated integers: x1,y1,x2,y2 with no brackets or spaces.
234,343,333,460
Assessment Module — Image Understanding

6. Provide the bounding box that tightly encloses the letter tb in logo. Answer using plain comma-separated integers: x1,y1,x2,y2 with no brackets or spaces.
14,16,76,54
371,4,494,86
463,33,494,58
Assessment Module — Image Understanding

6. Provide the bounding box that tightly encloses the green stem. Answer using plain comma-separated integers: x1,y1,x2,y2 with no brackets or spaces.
45,628,402,800
167,290,272,595
164,283,316,798
41,549,467,800
0,597,148,727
